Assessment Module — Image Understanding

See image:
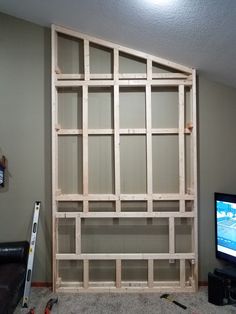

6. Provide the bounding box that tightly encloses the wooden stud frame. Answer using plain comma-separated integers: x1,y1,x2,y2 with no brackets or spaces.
51,24,198,292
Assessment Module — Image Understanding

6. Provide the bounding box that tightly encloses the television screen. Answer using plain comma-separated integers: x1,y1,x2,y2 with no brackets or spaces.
215,192,236,264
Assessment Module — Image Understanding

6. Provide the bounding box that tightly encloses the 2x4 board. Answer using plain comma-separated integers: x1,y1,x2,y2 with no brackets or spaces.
51,24,198,292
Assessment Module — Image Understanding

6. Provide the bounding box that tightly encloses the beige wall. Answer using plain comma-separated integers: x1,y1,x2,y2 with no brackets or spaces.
1,12,236,282
198,77,236,281
0,13,51,282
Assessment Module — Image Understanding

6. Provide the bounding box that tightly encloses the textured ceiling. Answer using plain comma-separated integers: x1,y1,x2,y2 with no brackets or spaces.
1,0,236,87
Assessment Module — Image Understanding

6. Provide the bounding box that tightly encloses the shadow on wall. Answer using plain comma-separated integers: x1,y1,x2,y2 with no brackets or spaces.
41,27,52,283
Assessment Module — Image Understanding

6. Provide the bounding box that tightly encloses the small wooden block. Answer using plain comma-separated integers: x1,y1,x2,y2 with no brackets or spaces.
55,124,61,131
186,123,193,131
55,66,62,74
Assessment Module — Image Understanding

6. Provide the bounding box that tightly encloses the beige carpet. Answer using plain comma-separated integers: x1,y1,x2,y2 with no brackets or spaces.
14,287,236,314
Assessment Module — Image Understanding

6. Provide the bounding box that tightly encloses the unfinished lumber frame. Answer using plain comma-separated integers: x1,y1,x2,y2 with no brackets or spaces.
51,24,198,293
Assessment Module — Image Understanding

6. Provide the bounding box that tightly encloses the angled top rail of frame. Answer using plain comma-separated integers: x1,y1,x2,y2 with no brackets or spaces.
52,24,193,74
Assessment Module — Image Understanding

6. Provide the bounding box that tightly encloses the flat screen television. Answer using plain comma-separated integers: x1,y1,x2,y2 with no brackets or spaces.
215,192,236,264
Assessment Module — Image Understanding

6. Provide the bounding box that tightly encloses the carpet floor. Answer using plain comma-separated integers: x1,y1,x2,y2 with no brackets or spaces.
14,287,236,314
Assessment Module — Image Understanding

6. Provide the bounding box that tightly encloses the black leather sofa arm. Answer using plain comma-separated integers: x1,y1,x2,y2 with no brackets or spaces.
0,241,29,265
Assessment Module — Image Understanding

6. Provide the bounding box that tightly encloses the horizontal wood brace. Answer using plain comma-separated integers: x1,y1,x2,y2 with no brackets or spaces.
56,253,195,260
56,193,195,201
153,194,194,200
57,129,83,135
55,212,194,218
122,79,193,86
57,129,114,135
56,285,195,293
56,73,190,80
152,73,190,79
56,128,192,136
152,128,191,134
57,194,116,201
88,129,113,135
57,128,191,136
58,278,183,288
55,79,192,87
120,128,146,134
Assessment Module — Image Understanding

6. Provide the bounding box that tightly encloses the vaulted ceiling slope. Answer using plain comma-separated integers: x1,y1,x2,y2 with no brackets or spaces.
1,0,236,88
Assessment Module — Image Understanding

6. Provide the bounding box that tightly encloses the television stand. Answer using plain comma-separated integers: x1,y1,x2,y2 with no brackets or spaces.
208,268,236,306
215,267,236,280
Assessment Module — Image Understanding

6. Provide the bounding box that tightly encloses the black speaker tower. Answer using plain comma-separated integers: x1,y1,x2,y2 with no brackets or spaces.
208,268,236,306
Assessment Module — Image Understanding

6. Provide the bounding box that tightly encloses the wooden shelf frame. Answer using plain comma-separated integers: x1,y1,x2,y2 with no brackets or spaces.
51,24,198,293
